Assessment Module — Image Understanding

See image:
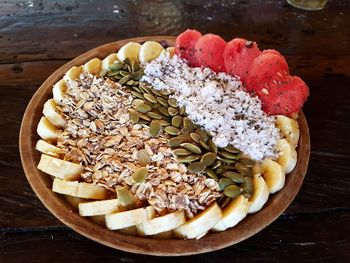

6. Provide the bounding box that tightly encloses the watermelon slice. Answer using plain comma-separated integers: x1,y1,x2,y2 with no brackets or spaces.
260,76,309,116
223,38,261,81
175,29,202,66
194,34,227,72
246,52,289,94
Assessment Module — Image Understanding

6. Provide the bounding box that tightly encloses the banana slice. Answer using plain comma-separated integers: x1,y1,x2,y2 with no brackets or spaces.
173,202,222,239
260,159,285,194
139,41,164,63
78,199,124,217
83,58,102,75
35,139,64,157
117,42,141,62
119,226,138,236
248,174,270,214
52,79,67,105
212,195,250,232
276,115,300,147
63,66,82,82
43,99,66,128
37,154,83,181
136,210,186,236
105,206,155,230
276,139,297,174
64,195,86,210
52,178,109,199
161,47,175,58
102,53,119,71
37,117,59,141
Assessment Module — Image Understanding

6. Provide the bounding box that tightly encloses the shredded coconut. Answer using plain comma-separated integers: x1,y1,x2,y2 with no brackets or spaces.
141,54,280,160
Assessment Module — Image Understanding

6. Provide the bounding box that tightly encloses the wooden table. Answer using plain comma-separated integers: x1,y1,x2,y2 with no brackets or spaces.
1,0,349,262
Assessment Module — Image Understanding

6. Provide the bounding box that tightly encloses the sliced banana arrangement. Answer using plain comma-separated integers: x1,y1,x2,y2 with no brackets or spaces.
34,40,301,240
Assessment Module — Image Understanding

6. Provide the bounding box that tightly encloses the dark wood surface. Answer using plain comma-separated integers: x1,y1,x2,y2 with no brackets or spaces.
0,0,349,261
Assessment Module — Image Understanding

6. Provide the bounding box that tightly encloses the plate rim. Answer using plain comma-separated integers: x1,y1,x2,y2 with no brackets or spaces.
19,36,310,256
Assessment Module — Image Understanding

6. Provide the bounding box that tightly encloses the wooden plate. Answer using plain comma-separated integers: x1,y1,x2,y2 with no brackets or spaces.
19,36,310,256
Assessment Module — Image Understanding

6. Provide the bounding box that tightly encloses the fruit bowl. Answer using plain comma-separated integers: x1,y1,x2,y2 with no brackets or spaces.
19,36,310,256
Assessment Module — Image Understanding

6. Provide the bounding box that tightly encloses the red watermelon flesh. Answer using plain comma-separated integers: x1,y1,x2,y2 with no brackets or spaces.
175,29,202,66
262,49,282,56
223,38,261,81
260,76,309,116
194,34,227,72
246,52,289,94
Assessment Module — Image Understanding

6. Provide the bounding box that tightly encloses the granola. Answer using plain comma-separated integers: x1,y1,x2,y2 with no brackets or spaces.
56,73,222,218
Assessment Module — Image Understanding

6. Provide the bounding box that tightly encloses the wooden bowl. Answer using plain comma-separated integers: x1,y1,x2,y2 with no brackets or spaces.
19,36,310,256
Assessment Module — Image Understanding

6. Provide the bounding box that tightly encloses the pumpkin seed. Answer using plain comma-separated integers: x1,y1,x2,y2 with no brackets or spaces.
218,178,234,191
176,155,200,163
131,91,144,99
223,171,245,183
218,150,239,160
131,85,141,93
208,140,218,154
235,163,253,177
138,113,151,121
151,88,163,97
242,177,254,197
173,148,192,156
180,143,202,154
189,132,202,143
129,110,139,123
196,128,209,141
119,70,130,77
157,119,170,126
217,156,236,164
218,196,231,208
157,97,169,107
224,185,242,198
108,63,123,71
159,106,170,116
201,152,217,166
140,84,151,94
205,168,219,180
131,60,140,72
199,140,211,151
188,162,205,173
126,79,134,86
150,102,160,109
223,145,240,153
183,117,193,128
169,135,191,147
238,158,255,167
144,93,158,104
211,160,222,169
131,167,148,183
168,98,178,108
116,186,136,208
160,90,173,96
164,126,180,136
168,107,179,116
147,111,163,119
179,106,186,115
107,70,121,77
149,120,161,137
135,103,152,113
171,116,183,128
137,149,151,166
181,127,191,135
